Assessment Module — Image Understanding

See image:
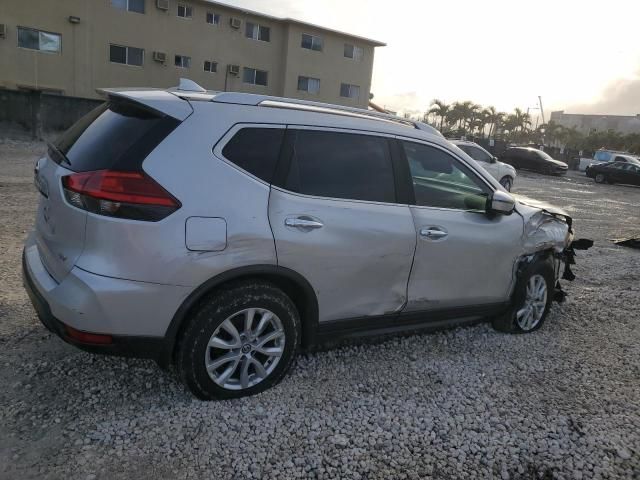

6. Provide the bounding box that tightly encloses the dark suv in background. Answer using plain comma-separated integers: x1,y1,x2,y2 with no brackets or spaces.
500,147,568,176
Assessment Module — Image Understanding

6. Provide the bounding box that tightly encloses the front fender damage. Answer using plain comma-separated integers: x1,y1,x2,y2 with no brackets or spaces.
518,204,593,302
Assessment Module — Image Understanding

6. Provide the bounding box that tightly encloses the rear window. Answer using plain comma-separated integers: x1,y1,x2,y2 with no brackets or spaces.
221,127,285,183
52,101,179,172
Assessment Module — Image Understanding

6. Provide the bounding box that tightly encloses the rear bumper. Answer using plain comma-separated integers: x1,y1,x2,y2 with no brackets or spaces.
22,234,190,362
22,259,165,360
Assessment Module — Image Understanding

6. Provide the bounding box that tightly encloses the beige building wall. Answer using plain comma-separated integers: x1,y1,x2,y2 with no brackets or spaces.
0,0,383,108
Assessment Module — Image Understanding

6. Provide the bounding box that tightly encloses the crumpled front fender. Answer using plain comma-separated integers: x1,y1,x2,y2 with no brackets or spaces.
512,195,592,301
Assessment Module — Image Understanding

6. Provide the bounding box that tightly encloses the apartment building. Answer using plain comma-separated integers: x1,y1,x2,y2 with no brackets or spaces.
0,0,384,108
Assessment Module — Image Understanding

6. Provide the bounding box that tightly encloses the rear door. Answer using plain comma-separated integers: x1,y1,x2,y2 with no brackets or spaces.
619,163,640,185
268,127,416,322
607,162,627,183
399,139,523,310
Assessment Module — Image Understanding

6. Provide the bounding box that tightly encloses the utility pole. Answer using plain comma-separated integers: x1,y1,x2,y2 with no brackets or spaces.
538,96,545,145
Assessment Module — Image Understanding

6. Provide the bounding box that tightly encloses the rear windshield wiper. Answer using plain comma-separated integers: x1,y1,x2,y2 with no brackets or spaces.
47,142,71,167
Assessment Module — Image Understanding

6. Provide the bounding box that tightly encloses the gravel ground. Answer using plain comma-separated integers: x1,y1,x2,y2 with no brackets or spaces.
0,138,638,479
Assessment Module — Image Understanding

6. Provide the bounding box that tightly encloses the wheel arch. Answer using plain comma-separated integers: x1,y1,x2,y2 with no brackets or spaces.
161,265,319,367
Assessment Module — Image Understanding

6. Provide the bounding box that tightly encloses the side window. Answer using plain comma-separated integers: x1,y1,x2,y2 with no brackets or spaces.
465,146,491,163
403,141,490,211
284,130,395,203
222,128,284,183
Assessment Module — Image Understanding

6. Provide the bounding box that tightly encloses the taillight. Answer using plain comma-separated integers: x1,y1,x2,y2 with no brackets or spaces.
61,170,180,221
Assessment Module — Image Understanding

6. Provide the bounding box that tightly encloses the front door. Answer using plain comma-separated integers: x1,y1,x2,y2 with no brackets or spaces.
269,128,417,323
398,139,524,311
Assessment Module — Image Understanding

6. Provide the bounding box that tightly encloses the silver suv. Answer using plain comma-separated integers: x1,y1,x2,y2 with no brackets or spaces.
23,81,582,399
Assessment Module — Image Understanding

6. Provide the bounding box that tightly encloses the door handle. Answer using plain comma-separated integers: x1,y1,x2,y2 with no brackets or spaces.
420,226,448,240
285,216,324,230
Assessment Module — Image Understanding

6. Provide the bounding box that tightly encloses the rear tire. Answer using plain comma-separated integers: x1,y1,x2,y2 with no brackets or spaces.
492,258,554,334
594,173,606,183
176,281,300,400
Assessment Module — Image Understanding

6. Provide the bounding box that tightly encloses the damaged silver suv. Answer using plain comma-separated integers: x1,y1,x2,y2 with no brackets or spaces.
23,80,588,400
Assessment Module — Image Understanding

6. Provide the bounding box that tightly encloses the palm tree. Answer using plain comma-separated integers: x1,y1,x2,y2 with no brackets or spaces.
538,120,563,145
428,100,450,131
466,103,483,135
512,108,531,134
484,106,504,139
444,102,462,132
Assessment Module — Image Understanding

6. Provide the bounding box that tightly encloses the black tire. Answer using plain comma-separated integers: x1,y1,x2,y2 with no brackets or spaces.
492,257,555,334
176,281,300,400
594,173,606,184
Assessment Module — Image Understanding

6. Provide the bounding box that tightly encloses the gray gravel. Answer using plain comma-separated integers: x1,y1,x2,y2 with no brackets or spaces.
1,138,639,479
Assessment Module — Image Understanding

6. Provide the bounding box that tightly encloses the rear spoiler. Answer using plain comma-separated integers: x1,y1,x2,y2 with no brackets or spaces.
96,88,193,121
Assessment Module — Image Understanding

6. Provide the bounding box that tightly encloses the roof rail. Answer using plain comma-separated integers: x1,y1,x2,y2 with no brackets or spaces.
210,92,443,136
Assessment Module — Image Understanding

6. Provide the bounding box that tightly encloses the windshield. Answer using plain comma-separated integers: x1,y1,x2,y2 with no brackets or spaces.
537,150,555,161
594,151,612,162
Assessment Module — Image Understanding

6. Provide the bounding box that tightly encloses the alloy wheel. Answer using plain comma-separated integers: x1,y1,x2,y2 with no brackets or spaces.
204,308,285,390
516,274,547,331
500,177,512,191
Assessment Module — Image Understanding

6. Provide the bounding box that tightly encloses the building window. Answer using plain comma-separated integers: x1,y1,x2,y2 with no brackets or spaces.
344,44,363,61
111,0,145,13
245,22,270,42
206,12,220,25
204,60,218,73
243,67,268,86
17,27,61,53
297,76,320,94
340,83,360,100
177,4,192,18
301,33,323,51
175,55,191,68
109,44,144,66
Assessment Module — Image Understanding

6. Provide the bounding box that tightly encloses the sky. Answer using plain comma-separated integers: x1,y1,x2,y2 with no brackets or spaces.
216,0,640,118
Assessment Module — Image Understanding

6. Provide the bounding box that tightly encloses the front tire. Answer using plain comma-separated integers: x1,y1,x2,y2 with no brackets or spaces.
492,258,554,333
176,281,300,400
594,173,606,183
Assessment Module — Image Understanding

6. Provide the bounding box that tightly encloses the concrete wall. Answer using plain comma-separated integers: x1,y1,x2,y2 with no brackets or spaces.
0,0,382,108
0,88,102,138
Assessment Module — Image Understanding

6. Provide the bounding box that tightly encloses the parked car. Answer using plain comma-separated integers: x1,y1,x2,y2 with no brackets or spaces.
500,147,568,175
578,149,640,172
23,81,581,400
586,161,640,185
450,140,517,191
612,154,640,166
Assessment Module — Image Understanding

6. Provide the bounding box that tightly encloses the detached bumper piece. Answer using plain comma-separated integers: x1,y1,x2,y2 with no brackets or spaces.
612,237,640,249
554,238,594,302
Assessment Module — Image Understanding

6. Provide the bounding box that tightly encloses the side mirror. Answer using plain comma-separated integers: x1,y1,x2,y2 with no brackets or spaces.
490,156,498,164
487,190,515,215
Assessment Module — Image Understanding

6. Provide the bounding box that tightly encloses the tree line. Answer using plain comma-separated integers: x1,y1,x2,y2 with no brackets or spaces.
416,100,640,155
